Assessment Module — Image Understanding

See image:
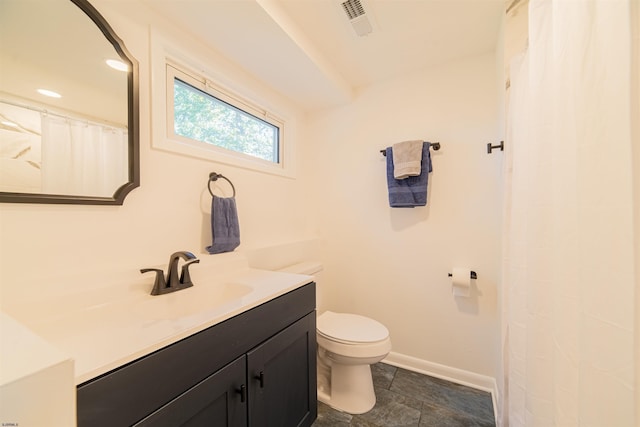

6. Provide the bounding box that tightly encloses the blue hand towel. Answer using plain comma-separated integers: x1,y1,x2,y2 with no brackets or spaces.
386,142,433,208
206,196,240,254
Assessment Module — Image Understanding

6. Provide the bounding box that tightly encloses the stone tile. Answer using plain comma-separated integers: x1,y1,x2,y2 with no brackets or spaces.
353,388,422,427
390,368,494,425
349,418,385,427
371,362,396,390
419,401,493,427
313,402,352,427
312,363,495,427
377,384,423,412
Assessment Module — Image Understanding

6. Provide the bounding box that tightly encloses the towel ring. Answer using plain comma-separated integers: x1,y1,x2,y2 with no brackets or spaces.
208,172,236,198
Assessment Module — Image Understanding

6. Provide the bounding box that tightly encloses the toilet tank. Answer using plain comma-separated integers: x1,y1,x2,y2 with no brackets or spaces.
278,261,325,313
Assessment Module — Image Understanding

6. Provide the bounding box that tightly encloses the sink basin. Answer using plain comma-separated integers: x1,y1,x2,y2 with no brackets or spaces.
8,260,314,384
135,282,253,321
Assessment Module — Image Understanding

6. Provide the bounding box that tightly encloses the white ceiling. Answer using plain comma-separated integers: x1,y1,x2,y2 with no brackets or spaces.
1,0,129,125
143,0,505,112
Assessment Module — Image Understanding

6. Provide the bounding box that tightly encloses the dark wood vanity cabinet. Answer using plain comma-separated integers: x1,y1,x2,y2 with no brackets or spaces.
135,355,247,426
247,315,316,427
77,283,317,427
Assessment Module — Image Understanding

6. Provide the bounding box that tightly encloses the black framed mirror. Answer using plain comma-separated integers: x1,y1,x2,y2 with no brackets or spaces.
0,0,139,205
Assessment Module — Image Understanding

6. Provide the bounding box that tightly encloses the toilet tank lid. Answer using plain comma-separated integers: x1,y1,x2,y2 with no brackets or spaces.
278,261,323,275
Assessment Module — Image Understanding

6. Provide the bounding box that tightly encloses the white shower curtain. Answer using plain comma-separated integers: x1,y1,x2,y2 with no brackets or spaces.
41,114,128,197
504,1,636,426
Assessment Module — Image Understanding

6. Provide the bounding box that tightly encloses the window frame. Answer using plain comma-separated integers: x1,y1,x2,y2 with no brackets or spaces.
166,64,284,168
150,30,296,178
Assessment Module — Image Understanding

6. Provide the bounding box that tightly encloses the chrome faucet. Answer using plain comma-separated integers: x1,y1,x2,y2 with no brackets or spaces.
141,251,200,296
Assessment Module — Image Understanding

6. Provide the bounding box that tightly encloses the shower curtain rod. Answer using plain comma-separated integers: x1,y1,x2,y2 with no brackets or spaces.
0,98,126,131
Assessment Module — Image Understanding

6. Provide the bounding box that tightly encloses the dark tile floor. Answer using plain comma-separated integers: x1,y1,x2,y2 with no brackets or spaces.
312,363,495,427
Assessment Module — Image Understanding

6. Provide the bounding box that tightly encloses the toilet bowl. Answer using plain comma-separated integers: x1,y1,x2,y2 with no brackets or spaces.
278,262,392,414
316,311,392,414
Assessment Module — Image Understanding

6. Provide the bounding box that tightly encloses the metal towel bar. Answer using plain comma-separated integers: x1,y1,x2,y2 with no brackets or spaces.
380,141,440,156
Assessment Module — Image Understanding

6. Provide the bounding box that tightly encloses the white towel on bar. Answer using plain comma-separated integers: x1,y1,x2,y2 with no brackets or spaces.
392,140,424,179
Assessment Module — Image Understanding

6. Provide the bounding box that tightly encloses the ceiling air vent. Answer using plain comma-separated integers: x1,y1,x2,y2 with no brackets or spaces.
340,0,373,37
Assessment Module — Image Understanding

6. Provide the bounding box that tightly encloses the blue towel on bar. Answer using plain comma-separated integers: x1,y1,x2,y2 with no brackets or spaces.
386,142,432,208
206,196,240,254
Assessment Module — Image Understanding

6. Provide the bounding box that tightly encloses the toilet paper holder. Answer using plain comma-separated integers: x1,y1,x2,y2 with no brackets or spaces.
448,271,477,280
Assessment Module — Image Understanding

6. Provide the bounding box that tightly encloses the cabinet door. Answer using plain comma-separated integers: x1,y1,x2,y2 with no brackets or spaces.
135,356,247,427
247,313,317,427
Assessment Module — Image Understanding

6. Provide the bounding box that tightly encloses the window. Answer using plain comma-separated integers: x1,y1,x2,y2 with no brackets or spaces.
167,64,283,166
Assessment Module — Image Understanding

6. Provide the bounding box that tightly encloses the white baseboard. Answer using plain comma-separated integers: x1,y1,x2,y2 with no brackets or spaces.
382,351,499,423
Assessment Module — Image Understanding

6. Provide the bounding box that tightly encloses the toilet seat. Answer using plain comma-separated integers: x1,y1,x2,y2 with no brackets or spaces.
317,311,389,344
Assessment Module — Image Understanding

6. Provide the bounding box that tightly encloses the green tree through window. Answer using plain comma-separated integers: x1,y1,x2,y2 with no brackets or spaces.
173,78,279,163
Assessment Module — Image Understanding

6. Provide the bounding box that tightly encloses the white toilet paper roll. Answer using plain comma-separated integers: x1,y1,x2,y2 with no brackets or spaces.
451,267,471,297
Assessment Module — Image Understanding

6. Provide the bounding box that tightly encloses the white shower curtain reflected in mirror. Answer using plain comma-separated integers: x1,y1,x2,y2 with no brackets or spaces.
40,114,127,197
503,0,637,426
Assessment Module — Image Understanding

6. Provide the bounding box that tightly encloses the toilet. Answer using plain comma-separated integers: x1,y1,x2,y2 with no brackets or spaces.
278,261,392,414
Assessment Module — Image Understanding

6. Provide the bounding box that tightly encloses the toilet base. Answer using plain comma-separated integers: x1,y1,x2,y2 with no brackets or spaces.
318,362,376,415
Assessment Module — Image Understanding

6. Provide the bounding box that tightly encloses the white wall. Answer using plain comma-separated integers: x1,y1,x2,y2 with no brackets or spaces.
306,52,503,379
0,0,504,390
0,1,315,307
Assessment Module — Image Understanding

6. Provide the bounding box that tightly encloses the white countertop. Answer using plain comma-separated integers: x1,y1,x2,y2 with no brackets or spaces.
0,312,71,386
4,259,313,385
1,313,76,426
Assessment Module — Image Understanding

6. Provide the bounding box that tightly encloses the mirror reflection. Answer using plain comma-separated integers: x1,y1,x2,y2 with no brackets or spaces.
0,0,138,204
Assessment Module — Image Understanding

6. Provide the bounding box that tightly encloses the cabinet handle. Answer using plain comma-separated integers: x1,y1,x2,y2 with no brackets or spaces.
255,371,265,388
237,384,246,402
